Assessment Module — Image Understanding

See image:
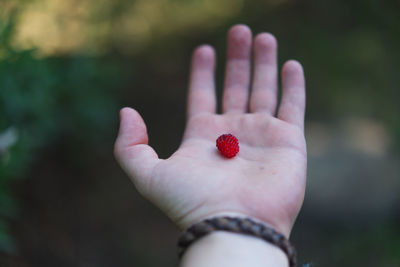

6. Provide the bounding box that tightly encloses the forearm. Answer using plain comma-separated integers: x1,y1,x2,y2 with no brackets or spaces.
179,231,289,267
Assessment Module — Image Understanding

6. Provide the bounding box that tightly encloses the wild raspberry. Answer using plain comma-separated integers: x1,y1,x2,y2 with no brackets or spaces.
216,134,239,158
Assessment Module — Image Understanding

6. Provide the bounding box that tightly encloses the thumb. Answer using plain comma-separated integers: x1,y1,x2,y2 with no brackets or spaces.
114,107,160,194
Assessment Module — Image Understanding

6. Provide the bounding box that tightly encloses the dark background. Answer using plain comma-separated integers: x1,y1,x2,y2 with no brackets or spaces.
1,0,399,266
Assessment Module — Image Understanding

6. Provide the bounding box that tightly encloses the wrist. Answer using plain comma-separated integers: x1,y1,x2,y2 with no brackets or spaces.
178,216,296,266
177,211,292,238
180,231,289,267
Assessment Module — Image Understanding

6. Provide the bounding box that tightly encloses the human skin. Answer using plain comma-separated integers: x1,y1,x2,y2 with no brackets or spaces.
114,24,306,266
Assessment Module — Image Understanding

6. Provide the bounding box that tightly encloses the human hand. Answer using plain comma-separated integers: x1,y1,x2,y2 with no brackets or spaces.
114,24,306,237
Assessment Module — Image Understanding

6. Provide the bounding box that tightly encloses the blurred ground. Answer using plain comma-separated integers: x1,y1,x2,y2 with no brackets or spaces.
1,0,400,266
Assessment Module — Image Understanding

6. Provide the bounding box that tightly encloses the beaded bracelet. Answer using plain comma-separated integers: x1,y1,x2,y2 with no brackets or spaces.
177,216,297,267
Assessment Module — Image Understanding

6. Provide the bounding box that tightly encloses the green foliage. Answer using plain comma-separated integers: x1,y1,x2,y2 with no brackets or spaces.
0,8,128,253
331,223,400,266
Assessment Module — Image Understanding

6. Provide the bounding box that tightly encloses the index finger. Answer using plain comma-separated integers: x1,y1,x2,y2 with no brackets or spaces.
187,45,217,120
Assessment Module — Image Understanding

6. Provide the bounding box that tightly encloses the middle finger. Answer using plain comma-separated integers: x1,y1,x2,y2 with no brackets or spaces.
222,24,252,114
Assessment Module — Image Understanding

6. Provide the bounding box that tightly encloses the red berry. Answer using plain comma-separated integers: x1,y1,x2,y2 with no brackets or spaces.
216,134,239,158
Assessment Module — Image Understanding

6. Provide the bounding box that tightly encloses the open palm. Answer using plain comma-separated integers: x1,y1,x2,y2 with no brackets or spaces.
114,25,306,237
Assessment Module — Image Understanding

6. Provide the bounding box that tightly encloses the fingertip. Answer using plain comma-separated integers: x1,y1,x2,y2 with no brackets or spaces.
227,24,252,56
119,107,142,127
254,32,277,50
117,107,148,145
282,60,303,74
119,107,130,130
194,44,215,57
229,24,252,37
192,45,216,68
120,107,133,119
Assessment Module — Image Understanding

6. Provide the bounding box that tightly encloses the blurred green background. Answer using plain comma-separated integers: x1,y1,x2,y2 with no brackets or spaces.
1,0,399,266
